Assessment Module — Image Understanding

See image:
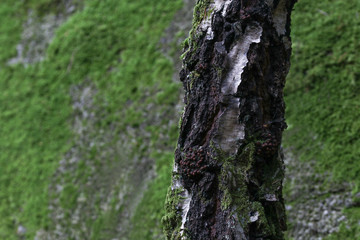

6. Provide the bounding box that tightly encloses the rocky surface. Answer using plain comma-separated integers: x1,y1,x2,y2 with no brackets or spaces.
43,79,156,239
8,0,81,66
284,150,354,239
33,1,194,238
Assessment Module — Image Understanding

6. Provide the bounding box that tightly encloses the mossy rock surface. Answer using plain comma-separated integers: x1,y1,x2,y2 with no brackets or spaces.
284,0,360,239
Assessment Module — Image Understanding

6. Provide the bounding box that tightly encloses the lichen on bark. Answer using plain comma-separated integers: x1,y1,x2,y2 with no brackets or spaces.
163,0,297,239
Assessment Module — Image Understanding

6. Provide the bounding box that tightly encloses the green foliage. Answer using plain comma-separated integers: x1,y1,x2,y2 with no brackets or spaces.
284,0,360,237
0,0,182,239
0,2,73,238
285,0,360,184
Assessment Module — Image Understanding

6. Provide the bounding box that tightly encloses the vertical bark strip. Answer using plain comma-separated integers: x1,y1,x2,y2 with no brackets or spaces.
163,0,297,239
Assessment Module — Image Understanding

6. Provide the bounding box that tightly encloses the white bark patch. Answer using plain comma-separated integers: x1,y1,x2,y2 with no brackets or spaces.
264,193,278,201
210,0,232,17
173,162,179,173
172,178,183,191
222,0,232,16
250,211,259,222
273,0,287,36
215,24,262,155
221,24,263,95
171,163,182,190
170,165,191,236
199,0,232,40
180,190,192,235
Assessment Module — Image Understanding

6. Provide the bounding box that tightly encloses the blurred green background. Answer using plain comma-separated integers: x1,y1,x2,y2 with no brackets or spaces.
0,0,358,239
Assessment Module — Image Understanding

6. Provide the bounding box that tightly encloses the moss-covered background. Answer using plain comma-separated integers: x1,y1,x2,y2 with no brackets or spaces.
0,0,358,239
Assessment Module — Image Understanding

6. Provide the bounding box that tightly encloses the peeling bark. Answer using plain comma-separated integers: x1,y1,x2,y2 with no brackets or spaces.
163,0,297,239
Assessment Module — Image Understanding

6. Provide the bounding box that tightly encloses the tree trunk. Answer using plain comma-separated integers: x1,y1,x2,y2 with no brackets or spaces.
162,0,297,239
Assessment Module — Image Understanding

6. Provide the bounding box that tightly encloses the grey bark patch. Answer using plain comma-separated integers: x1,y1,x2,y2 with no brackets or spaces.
272,0,288,36
215,97,245,154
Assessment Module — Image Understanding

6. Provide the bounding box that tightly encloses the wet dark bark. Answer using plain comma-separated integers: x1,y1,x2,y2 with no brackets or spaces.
163,0,297,239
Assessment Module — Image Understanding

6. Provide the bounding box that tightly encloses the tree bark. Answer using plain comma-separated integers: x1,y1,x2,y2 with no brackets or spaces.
163,0,297,239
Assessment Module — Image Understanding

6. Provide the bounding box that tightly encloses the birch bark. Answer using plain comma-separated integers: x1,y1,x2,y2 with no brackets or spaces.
163,1,297,239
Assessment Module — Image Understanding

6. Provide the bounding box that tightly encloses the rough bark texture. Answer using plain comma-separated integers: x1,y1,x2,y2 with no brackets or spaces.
163,0,297,239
